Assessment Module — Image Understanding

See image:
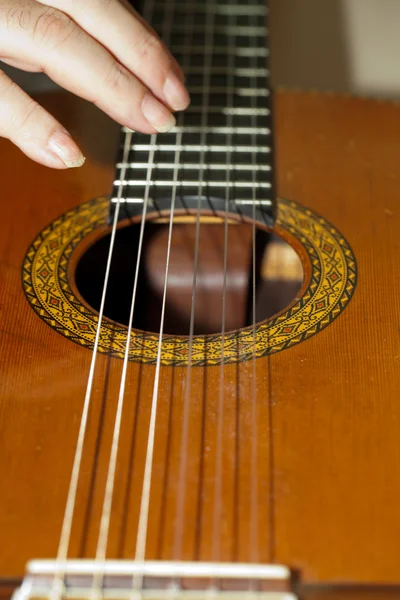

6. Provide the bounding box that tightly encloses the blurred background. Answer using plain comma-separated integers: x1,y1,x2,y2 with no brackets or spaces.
1,0,399,99
269,0,400,98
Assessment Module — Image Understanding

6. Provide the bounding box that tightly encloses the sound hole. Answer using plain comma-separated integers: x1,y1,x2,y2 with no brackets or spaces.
75,220,303,335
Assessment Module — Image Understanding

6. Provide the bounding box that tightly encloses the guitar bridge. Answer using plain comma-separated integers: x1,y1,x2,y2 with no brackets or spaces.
13,560,297,600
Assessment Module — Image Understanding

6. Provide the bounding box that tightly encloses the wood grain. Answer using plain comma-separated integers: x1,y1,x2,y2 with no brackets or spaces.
1,90,400,598
272,90,400,584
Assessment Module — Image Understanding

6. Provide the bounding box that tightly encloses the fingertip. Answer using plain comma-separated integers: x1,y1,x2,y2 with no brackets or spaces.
18,141,68,169
47,129,86,168
141,93,176,133
18,137,85,170
163,73,190,112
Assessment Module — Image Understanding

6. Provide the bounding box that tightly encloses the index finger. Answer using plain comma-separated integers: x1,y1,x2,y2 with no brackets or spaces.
2,2,180,133
37,0,190,112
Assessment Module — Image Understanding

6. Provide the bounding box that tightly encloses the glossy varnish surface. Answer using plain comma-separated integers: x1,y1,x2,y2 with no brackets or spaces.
1,90,400,588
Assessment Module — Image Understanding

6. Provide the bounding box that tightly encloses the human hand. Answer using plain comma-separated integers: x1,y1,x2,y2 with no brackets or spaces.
0,0,190,168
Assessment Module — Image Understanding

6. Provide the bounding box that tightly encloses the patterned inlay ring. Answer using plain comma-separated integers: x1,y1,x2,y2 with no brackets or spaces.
22,197,357,366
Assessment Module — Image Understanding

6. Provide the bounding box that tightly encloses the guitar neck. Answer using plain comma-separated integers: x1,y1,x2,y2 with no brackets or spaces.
111,0,275,227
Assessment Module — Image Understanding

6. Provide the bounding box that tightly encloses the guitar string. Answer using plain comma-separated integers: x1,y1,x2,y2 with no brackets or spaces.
212,0,236,567
51,129,133,599
52,0,157,592
90,0,159,587
132,137,182,591
93,0,192,583
131,0,181,593
262,0,275,564
172,0,216,564
53,0,269,594
249,1,267,567
90,137,156,596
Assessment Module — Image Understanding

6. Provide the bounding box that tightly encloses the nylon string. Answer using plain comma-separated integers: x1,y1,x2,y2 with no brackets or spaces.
212,1,237,566
132,132,182,593
131,0,181,593
91,0,160,588
51,129,133,600
249,4,265,564
173,0,217,564
52,1,268,596
52,0,158,595
90,136,156,597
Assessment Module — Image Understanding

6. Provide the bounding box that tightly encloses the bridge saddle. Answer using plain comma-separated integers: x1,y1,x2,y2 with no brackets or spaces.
13,560,297,600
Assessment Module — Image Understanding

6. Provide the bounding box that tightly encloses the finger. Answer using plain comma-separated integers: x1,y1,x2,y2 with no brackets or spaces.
0,56,42,72
36,0,190,111
0,2,177,133
0,69,85,168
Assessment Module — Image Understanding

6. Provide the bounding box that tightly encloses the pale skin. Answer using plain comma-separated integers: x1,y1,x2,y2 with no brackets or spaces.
0,0,190,168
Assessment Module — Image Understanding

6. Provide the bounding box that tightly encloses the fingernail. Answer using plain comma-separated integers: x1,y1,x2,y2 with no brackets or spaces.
47,130,85,168
141,94,176,133
163,72,190,111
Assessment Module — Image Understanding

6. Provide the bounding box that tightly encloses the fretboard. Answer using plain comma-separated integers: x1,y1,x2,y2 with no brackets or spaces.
111,0,275,227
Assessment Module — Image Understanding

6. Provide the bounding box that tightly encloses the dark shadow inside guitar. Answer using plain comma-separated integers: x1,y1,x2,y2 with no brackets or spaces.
75,221,303,336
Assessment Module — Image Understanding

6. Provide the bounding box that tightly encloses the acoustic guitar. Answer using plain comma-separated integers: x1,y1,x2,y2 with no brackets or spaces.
1,0,400,598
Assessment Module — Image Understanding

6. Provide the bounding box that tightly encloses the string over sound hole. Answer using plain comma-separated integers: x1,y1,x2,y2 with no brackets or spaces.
75,219,303,336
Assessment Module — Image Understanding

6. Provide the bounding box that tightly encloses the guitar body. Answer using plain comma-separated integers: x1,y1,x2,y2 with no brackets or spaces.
1,89,400,599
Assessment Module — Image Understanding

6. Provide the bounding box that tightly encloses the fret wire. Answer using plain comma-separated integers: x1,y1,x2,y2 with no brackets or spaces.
231,199,273,206
128,145,271,153
114,181,272,189
154,24,266,36
184,66,269,76
170,46,268,57
185,107,270,115
124,104,271,116
171,126,270,134
122,126,270,135
110,198,273,206
154,3,266,16
185,87,270,96
117,163,271,171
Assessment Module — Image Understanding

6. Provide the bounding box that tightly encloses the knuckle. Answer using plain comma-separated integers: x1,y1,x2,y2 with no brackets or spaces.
14,99,40,134
103,60,129,93
98,0,114,8
135,32,164,63
0,70,18,108
0,72,40,138
32,7,77,49
99,61,136,126
3,3,33,31
0,69,13,94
